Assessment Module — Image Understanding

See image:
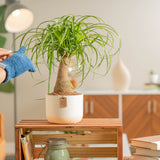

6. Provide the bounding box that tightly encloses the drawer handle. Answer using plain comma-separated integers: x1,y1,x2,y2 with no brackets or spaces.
147,101,151,114
85,101,89,114
153,100,157,113
90,101,94,114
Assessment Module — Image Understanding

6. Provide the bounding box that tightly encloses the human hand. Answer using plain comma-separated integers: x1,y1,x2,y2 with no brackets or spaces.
0,48,11,62
1,46,36,83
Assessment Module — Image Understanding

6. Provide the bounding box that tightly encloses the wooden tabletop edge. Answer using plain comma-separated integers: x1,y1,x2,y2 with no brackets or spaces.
15,118,122,128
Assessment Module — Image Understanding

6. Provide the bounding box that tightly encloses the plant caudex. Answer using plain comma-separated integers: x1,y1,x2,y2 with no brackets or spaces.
16,15,121,95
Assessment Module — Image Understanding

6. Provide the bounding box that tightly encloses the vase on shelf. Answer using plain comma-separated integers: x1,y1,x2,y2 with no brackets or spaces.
112,57,131,92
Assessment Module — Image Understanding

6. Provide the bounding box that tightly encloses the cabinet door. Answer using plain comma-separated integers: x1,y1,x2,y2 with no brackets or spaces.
84,95,118,118
123,95,152,141
151,95,160,135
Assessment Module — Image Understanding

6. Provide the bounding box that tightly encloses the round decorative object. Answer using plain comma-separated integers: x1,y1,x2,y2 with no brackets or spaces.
68,58,82,88
112,57,131,91
44,138,70,160
46,94,83,124
68,59,82,79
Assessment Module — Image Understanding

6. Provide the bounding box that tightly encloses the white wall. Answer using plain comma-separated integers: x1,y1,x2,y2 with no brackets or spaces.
1,0,160,143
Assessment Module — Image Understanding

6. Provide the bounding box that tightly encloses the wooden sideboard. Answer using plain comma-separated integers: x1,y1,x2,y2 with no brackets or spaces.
82,90,160,141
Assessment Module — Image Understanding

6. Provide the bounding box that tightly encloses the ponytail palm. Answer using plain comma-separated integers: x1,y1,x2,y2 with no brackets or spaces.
17,15,121,94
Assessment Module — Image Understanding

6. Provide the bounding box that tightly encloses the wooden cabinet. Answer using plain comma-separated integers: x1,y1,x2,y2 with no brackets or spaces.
83,95,118,118
82,92,160,140
151,95,160,135
123,95,160,141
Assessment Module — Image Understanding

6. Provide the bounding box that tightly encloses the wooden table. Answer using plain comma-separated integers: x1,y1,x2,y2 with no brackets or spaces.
15,118,123,160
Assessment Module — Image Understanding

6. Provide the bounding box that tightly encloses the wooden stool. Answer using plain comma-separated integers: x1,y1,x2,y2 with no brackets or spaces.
15,118,123,160
0,113,6,160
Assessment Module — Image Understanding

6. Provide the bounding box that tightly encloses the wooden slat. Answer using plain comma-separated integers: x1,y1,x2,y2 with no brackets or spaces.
15,128,22,160
69,147,117,158
32,133,117,145
16,119,122,129
21,127,117,132
118,127,123,160
35,147,117,158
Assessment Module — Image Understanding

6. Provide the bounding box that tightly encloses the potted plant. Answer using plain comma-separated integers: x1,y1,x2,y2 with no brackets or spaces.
150,70,159,83
16,15,121,124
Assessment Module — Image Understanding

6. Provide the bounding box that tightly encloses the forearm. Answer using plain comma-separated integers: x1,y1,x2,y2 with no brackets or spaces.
0,67,6,84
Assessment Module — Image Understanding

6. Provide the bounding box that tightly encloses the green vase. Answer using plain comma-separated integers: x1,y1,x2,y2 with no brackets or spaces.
44,138,70,160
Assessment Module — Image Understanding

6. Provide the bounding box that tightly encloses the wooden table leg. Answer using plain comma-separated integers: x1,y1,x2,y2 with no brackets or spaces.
15,128,22,160
118,127,123,160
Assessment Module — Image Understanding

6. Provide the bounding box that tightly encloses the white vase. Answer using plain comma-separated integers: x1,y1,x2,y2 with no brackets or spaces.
112,57,131,91
46,94,83,124
150,74,159,83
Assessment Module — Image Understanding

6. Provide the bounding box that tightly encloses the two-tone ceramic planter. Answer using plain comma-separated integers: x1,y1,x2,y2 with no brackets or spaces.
46,94,83,124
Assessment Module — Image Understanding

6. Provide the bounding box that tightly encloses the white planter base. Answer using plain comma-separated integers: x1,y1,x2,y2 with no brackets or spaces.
46,116,83,124
46,94,83,124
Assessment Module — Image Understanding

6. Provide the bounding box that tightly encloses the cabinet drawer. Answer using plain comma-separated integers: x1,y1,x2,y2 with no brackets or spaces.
83,95,118,118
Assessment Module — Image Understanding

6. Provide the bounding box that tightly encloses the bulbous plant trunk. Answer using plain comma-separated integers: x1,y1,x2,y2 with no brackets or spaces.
53,56,74,95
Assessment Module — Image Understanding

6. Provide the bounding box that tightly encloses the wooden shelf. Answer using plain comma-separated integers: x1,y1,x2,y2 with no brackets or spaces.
15,118,123,160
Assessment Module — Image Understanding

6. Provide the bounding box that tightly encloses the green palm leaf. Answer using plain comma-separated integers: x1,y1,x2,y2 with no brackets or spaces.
16,14,121,92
